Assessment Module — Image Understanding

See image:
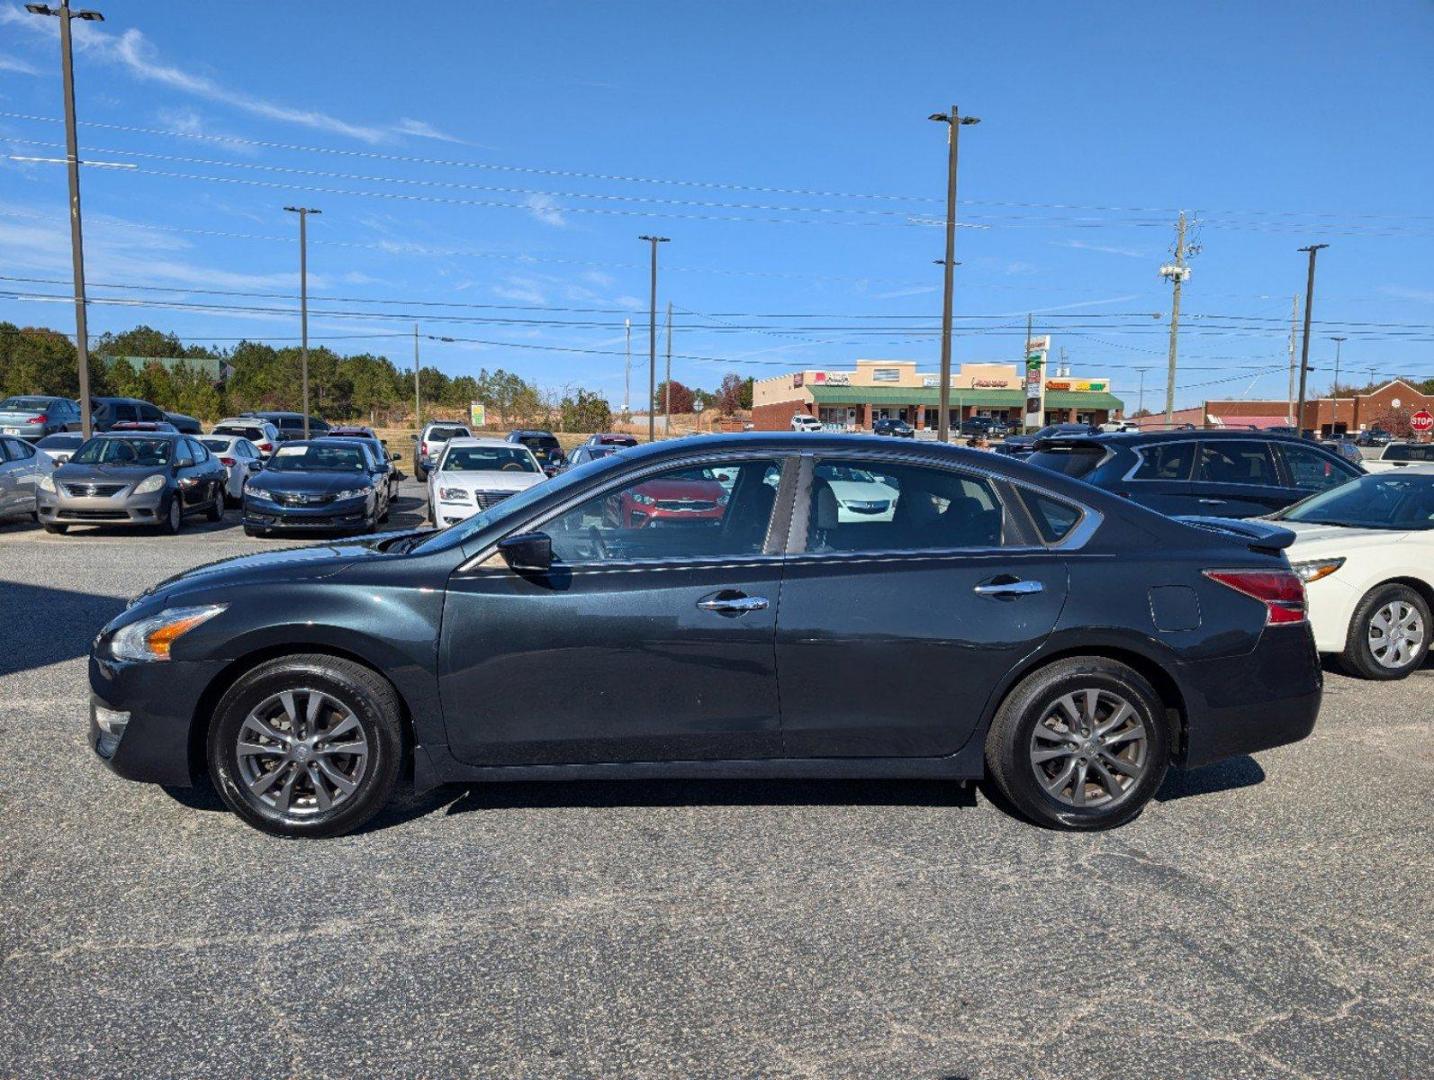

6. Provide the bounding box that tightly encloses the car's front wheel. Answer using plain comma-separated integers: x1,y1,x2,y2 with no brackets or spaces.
207,655,404,837
159,496,183,535
1340,584,1430,680
984,656,1170,830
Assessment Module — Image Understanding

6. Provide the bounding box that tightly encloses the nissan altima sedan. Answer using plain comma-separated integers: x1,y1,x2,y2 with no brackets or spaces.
89,433,1323,838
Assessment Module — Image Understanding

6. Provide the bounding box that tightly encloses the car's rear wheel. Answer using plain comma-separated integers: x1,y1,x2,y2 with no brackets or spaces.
1341,584,1430,680
159,496,183,535
984,656,1169,830
207,655,403,838
206,491,224,522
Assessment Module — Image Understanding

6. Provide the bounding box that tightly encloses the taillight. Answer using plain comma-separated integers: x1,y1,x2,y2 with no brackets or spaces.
258,442,272,453
421,441,429,455
219,457,236,467
26,415,47,424
1204,570,1306,625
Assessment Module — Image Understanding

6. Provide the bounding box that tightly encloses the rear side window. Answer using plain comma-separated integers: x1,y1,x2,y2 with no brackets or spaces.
1027,445,1106,479
807,459,1007,553
1281,443,1356,492
429,426,469,441
1198,441,1278,486
1022,490,1083,543
1382,444,1434,462
1130,442,1196,481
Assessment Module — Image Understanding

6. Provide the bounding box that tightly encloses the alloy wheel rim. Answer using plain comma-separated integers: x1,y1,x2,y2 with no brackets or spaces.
169,499,180,530
1029,689,1148,809
236,689,369,817
1369,601,1425,669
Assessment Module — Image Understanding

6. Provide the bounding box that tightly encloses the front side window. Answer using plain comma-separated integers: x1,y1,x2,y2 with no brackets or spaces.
1281,443,1357,492
1130,442,1196,481
807,458,1007,554
545,458,783,566
441,445,541,473
1198,440,1278,486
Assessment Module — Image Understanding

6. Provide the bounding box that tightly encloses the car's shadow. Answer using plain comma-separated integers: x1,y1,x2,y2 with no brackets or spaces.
1154,755,1265,802
0,582,126,676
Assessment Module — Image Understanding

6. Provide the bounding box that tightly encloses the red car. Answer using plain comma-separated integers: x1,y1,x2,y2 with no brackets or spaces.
616,472,729,528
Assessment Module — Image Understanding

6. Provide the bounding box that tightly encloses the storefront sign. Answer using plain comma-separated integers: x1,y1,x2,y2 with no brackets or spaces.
469,402,486,427
1046,378,1108,393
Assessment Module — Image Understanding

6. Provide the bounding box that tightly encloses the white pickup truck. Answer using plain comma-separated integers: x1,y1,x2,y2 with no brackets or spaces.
1362,442,1434,473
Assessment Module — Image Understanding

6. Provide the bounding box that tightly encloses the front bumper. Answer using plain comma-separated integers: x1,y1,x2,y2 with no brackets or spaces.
1178,624,1323,769
37,488,165,526
243,495,370,531
1305,575,1361,654
89,652,228,786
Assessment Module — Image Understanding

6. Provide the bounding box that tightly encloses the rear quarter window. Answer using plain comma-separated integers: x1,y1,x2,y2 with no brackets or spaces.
1021,490,1083,543
1027,445,1107,479
1130,442,1196,481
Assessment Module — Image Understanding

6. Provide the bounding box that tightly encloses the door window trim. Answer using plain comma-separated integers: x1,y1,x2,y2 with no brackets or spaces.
457,450,800,574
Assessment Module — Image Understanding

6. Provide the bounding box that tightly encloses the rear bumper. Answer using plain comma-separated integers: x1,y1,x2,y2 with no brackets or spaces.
1178,624,1323,768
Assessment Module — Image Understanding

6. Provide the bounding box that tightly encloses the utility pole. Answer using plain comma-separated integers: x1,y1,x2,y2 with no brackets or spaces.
284,205,320,438
1295,243,1329,437
1159,212,1191,426
1133,366,1153,416
1286,294,1300,426
623,318,631,420
28,1,104,437
1330,335,1347,435
412,323,422,430
664,301,673,436
638,235,669,442
928,105,979,443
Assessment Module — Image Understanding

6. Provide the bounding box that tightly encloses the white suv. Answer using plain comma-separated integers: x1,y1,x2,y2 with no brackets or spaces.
414,421,473,480
791,414,823,432
428,436,546,526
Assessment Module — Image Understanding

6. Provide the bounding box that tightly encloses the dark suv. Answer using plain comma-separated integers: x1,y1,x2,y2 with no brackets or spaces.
872,418,914,438
507,429,565,473
91,396,169,432
241,411,331,442
1027,429,1363,518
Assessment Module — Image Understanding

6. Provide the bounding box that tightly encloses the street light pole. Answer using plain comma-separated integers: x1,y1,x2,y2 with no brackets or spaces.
285,206,320,438
27,1,104,437
1295,243,1329,437
1159,212,1191,427
413,322,422,431
1330,335,1347,435
929,106,979,443
664,301,673,435
639,235,669,442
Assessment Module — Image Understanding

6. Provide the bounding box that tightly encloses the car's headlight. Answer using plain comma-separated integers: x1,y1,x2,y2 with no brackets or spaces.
38,473,55,493
244,482,269,500
333,487,370,501
110,604,226,662
1291,557,1345,584
133,474,166,495
438,487,472,502
631,492,656,505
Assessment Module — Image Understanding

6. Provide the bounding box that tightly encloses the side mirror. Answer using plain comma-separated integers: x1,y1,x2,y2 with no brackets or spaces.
247,460,262,471
498,531,552,572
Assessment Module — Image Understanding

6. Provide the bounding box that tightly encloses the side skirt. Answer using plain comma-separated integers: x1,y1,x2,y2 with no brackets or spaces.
418,740,985,793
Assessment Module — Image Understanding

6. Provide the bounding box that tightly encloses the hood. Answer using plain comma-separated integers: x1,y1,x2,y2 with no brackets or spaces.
54,461,168,484
435,470,545,493
1281,520,1412,553
250,469,372,495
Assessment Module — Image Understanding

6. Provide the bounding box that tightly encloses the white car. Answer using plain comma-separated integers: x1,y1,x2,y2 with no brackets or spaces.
428,436,546,527
791,414,823,432
819,464,902,522
211,417,280,457
415,422,473,481
198,434,265,506
34,431,86,465
1361,441,1434,473
1275,466,1434,679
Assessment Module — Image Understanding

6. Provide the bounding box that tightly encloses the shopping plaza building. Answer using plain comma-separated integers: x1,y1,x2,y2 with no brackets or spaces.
751,359,1124,432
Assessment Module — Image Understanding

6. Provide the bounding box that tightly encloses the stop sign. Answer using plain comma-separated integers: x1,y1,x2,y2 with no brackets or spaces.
1412,410,1434,433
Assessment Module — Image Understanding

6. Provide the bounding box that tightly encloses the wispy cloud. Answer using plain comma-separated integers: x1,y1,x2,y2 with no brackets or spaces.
524,193,567,227
0,52,40,76
0,6,461,146
873,284,939,300
1053,238,1149,260
1380,285,1434,304
492,277,548,305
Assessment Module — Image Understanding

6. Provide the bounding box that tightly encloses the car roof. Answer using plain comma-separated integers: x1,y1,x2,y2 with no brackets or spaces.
510,428,555,437
1059,429,1310,444
215,417,272,425
97,430,180,440
443,436,523,449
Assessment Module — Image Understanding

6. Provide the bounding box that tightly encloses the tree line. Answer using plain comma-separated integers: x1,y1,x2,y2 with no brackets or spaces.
0,321,750,431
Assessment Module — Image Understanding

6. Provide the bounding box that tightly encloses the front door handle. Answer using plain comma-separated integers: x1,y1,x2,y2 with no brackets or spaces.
697,593,769,615
1197,498,1225,505
973,579,1044,598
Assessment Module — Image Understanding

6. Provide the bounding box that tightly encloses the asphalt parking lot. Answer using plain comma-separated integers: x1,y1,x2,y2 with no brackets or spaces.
1,477,1431,1079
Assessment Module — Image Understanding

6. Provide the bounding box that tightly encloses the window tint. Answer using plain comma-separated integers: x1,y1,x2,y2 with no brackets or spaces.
546,458,782,565
0,438,16,461
807,459,1006,553
1022,490,1083,543
1130,442,1196,481
113,404,139,423
1281,443,1356,492
441,445,540,473
1382,444,1434,462
1028,445,1106,479
186,438,209,463
428,426,469,441
1198,440,1277,486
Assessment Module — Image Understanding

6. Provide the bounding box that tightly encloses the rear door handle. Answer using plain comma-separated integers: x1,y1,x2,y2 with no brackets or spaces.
697,593,769,615
973,579,1044,598
1198,498,1225,505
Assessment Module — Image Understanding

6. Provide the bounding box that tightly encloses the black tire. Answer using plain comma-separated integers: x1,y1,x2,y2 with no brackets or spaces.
42,522,67,535
207,654,404,838
159,495,183,535
243,524,264,538
1339,583,1431,680
984,656,1170,831
414,464,427,483
207,492,224,522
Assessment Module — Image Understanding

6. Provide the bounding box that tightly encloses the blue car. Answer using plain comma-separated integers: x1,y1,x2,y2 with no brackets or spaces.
242,439,390,537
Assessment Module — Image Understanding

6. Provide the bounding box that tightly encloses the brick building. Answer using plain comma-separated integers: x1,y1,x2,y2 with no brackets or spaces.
1145,379,1434,436
751,360,1123,432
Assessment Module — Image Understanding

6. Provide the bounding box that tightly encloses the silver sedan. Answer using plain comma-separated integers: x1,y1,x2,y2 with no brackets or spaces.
0,435,56,522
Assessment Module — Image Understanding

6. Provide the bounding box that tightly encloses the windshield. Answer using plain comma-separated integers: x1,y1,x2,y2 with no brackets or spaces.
1278,473,1434,530
264,444,368,471
71,437,173,466
427,426,469,441
37,433,83,448
441,445,540,473
0,397,56,411
1381,444,1434,462
200,438,231,452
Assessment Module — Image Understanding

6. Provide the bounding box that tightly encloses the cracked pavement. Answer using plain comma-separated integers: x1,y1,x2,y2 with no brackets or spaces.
1,480,1431,1079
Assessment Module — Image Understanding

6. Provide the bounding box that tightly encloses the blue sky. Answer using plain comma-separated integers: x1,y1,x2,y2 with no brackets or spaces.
1,0,1431,410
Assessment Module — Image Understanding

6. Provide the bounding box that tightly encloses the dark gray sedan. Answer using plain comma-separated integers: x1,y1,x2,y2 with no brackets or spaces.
36,433,227,535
